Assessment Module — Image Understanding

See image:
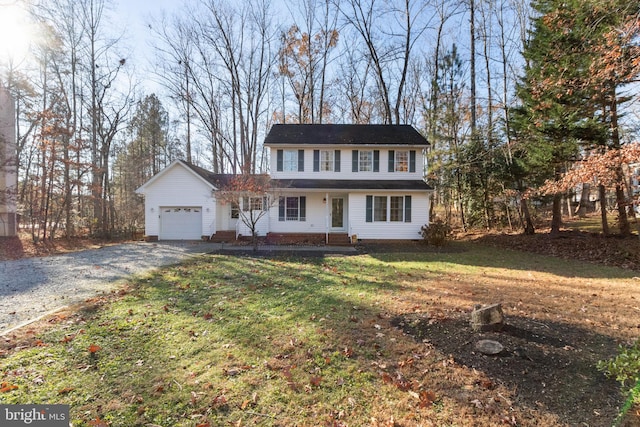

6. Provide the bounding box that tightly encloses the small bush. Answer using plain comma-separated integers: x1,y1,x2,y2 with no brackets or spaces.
420,220,452,247
597,340,640,387
597,340,640,425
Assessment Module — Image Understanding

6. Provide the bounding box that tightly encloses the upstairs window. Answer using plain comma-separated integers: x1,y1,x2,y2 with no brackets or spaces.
321,150,334,171
313,150,341,172
352,150,379,172
395,151,408,172
388,150,416,172
359,150,373,171
277,149,304,172
283,150,298,171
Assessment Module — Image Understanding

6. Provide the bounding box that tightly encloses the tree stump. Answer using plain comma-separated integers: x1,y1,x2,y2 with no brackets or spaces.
470,303,504,332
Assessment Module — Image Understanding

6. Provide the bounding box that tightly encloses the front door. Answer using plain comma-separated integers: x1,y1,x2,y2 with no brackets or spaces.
331,197,345,229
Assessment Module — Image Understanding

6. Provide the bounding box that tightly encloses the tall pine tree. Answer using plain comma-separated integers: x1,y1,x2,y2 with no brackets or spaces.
512,0,627,235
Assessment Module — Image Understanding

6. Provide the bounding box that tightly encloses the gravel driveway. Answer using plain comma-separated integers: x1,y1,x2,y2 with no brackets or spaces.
0,241,220,333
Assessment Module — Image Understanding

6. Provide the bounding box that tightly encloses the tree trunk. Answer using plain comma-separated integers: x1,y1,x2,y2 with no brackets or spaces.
599,184,609,236
609,89,630,236
576,182,591,217
550,193,562,236
520,195,535,235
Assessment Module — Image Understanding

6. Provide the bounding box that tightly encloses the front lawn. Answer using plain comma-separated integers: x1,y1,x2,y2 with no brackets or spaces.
1,243,638,426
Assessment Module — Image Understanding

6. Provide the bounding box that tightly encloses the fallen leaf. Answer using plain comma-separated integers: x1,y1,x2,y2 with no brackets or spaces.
310,375,322,387
58,387,75,395
0,382,18,392
61,334,75,343
418,390,436,407
88,417,109,427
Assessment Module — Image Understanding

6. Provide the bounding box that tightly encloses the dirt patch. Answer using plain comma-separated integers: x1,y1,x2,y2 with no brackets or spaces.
392,311,624,426
0,233,128,261
474,230,640,272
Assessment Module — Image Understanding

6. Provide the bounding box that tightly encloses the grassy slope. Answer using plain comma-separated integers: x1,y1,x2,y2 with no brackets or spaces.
0,244,637,426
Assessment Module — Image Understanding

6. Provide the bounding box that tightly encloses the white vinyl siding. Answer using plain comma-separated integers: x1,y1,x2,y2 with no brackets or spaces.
348,192,429,240
270,147,425,180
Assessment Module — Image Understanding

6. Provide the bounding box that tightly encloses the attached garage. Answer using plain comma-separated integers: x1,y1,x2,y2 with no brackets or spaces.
136,160,231,241
159,207,203,240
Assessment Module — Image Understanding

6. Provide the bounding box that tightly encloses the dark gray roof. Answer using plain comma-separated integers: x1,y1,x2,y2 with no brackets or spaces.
271,179,432,191
181,161,236,188
264,124,429,146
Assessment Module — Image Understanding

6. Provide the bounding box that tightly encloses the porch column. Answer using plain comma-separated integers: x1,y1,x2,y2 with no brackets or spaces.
325,192,329,245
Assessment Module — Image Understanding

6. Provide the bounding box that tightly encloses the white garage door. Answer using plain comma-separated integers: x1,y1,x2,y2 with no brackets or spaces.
159,207,202,240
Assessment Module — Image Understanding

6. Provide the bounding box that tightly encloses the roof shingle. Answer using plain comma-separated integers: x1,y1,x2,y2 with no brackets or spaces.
264,124,429,146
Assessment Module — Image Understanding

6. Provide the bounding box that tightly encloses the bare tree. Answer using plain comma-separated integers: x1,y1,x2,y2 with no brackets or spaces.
337,0,429,124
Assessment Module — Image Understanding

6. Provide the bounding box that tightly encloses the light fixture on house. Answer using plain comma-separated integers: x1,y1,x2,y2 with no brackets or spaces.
150,207,155,213
322,197,326,204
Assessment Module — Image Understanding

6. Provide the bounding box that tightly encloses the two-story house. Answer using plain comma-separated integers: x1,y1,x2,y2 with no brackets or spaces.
136,124,432,243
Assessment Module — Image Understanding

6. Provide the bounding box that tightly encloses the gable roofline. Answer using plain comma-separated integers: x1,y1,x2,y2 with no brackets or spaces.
135,159,236,194
263,124,429,147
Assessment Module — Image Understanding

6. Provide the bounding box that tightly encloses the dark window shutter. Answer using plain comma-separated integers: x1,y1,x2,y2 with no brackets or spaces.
352,150,358,172
243,197,249,212
298,150,304,171
373,150,379,172
404,196,412,222
278,197,285,221
313,150,320,172
409,150,416,172
335,150,341,172
300,196,306,221
388,150,395,172
366,195,373,222
276,150,283,172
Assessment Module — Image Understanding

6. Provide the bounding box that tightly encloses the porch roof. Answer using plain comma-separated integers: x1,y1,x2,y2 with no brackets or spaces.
271,179,432,191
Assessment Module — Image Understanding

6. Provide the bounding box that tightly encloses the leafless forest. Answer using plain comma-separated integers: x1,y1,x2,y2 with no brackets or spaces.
0,0,638,241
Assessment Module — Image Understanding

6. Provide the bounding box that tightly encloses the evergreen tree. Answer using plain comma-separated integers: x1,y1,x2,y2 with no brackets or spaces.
512,0,611,235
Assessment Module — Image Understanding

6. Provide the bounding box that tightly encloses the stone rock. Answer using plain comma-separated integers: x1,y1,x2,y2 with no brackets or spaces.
475,339,504,355
470,303,504,332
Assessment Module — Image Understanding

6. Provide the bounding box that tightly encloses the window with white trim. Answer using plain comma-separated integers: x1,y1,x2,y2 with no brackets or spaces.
373,196,387,221
320,150,334,171
283,150,298,171
242,197,264,211
395,151,409,172
359,150,373,172
366,195,412,223
231,202,240,219
278,196,306,221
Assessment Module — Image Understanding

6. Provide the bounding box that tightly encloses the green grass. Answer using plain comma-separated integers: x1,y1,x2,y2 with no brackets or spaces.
0,246,636,426
1,255,403,426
